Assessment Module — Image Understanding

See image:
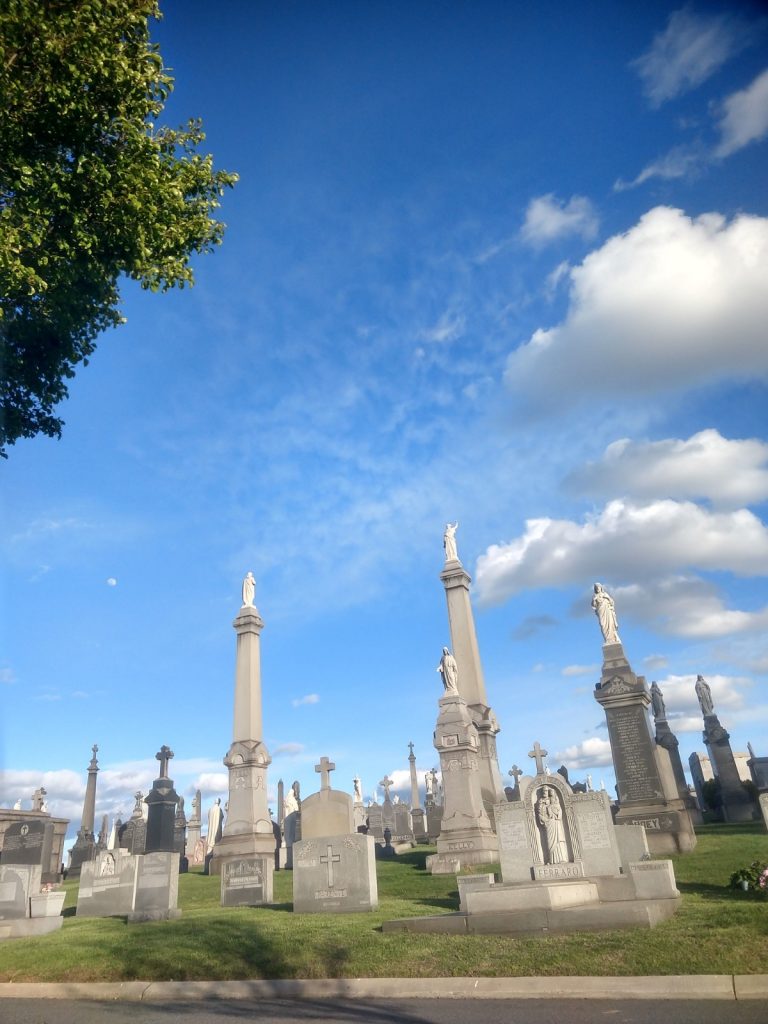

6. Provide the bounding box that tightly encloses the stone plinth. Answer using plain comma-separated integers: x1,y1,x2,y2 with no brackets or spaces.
595,643,696,854
292,833,378,914
702,714,755,822
427,693,498,873
440,560,504,817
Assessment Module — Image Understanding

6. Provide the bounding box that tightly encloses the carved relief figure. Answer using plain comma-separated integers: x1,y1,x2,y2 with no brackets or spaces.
695,674,714,716
436,647,459,694
536,786,568,864
592,582,620,644
650,682,666,720
443,521,459,562
242,571,256,607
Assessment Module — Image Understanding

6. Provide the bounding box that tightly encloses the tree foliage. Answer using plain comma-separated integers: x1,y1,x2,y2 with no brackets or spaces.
0,0,237,454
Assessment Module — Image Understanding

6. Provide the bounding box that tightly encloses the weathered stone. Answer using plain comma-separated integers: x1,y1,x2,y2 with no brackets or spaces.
220,854,274,907
292,833,377,913
76,849,139,918
128,851,181,922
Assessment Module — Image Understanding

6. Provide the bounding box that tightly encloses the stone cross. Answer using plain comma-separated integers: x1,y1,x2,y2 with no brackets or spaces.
320,843,341,887
89,744,99,769
379,775,393,802
408,741,415,759
528,741,548,776
508,764,523,786
32,786,47,811
156,745,174,779
315,756,336,791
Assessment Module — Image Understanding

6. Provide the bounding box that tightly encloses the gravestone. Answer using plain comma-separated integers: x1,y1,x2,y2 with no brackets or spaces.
393,802,413,841
186,790,202,860
697,676,754,823
145,746,181,852
758,792,768,831
652,683,702,825
76,849,139,918
300,757,355,839
365,803,384,840
220,856,273,907
1,820,50,869
69,744,100,878
129,852,181,922
119,816,147,855
292,833,378,913
0,864,41,920
614,824,650,871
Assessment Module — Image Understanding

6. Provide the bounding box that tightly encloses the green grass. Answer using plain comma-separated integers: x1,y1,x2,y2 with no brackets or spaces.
0,824,766,982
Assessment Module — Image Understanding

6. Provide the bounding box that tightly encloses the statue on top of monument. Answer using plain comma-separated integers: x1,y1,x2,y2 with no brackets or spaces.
206,798,224,854
650,681,666,720
443,521,459,562
436,646,459,694
591,582,621,645
695,674,714,716
241,571,256,608
353,777,363,802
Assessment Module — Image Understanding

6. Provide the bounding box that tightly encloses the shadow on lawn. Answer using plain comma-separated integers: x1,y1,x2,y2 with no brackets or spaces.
676,880,729,900
92,996,438,1023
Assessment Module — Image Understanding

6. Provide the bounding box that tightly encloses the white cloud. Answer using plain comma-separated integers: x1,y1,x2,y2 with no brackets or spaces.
291,693,320,707
650,673,750,730
632,8,753,107
475,500,768,606
715,67,768,157
504,208,768,410
614,144,703,191
106,577,118,587
419,311,466,344
520,194,599,247
193,772,229,795
615,576,768,639
643,654,668,671
567,430,768,509
273,742,305,757
554,737,613,770
0,667,15,685
562,664,598,677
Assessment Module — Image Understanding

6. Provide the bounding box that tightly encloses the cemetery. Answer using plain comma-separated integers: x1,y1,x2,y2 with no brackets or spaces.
1,529,767,979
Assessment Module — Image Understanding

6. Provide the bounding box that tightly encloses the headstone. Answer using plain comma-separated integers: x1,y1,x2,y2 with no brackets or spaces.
0,864,41,920
118,816,147,855
129,852,181,922
300,757,355,839
220,855,274,907
365,803,384,840
758,792,768,831
145,745,181,852
185,789,202,860
1,820,49,868
614,824,650,871
393,802,413,841
425,803,443,841
292,833,378,913
76,849,139,917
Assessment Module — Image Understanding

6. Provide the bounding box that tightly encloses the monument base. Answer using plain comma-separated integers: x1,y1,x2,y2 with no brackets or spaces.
614,804,697,854
0,917,63,941
427,829,499,874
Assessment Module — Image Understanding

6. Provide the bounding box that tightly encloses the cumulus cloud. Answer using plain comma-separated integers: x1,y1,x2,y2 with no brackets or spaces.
106,577,117,587
715,67,768,157
615,576,768,639
504,208,768,410
512,614,557,640
643,654,668,671
632,7,753,107
554,737,613,770
566,430,768,509
475,500,768,607
649,672,750,730
291,693,320,708
520,194,599,247
193,772,229,795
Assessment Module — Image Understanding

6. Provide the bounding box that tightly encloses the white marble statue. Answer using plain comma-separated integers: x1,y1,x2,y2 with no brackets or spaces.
592,582,620,644
695,674,714,716
206,798,224,854
436,646,459,694
13,798,21,810
353,777,363,802
536,786,568,864
425,772,434,798
241,571,256,607
586,774,593,792
443,521,459,562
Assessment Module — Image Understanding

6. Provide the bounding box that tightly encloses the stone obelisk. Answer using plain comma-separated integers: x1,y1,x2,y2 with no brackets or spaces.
651,682,702,825
439,523,504,817
408,742,427,841
696,675,754,823
592,583,696,854
68,744,99,877
211,573,275,905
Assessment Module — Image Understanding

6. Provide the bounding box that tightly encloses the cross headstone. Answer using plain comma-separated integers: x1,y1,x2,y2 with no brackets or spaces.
408,741,415,758
379,775,393,802
319,843,341,887
31,787,47,811
528,741,548,775
156,745,174,779
315,756,336,791
508,765,523,786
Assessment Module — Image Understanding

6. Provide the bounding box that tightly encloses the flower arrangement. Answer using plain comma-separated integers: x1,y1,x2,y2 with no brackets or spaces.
729,860,768,895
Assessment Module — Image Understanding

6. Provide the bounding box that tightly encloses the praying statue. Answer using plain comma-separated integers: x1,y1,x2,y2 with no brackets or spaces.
436,646,459,694
535,786,568,865
206,798,224,854
443,521,459,562
695,674,714,716
591,582,620,644
242,571,256,607
650,682,666,720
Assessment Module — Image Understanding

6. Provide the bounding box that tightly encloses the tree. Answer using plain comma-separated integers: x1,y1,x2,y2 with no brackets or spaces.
0,0,237,455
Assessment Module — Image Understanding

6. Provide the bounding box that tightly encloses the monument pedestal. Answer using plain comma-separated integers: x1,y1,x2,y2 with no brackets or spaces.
595,643,696,855
428,693,498,874
703,715,755,823
655,719,702,826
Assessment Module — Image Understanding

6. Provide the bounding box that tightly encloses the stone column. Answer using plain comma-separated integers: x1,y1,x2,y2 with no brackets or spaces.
408,742,426,841
595,643,696,854
440,558,504,817
211,582,274,905
185,789,202,860
702,712,754,822
68,744,99,877
426,692,498,873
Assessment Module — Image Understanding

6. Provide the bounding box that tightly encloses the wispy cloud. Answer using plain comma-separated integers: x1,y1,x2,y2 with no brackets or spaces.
291,693,320,708
631,7,754,107
562,664,598,677
520,194,598,248
715,67,768,157
0,667,16,685
419,310,466,344
273,742,305,756
614,143,704,191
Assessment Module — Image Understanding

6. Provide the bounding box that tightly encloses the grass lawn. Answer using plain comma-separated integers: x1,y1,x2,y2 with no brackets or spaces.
0,823,766,982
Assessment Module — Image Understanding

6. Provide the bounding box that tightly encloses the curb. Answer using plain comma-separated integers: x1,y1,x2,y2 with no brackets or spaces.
0,975,766,1001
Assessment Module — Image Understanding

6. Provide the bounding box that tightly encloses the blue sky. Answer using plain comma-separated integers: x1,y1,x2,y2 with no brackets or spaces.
2,1,768,844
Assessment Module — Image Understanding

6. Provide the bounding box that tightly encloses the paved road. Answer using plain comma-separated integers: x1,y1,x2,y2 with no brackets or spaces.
1,1000,766,1024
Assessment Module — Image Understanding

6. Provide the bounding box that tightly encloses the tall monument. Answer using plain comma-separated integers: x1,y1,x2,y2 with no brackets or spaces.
211,574,275,905
68,744,99,877
650,682,701,825
696,675,754,823
592,584,696,854
439,523,504,816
